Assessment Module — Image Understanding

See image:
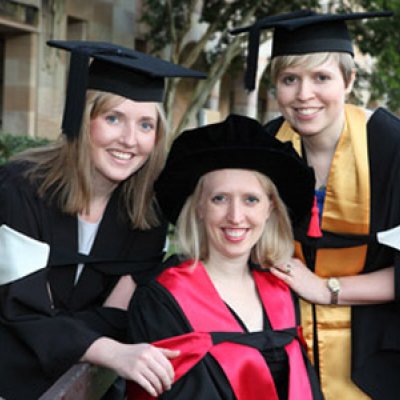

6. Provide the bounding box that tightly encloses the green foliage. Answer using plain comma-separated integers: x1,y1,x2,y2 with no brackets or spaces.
141,0,320,61
0,133,50,165
141,0,400,129
330,0,400,111
360,1,400,111
141,0,321,133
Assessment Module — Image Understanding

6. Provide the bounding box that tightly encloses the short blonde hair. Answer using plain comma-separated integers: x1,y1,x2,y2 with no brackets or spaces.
175,170,294,267
271,52,355,87
13,90,168,229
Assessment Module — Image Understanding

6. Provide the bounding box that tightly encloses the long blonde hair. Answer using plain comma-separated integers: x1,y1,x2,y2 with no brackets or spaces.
175,170,294,267
12,90,168,229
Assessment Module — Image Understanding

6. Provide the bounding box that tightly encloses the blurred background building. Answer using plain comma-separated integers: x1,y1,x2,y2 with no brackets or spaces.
0,0,396,140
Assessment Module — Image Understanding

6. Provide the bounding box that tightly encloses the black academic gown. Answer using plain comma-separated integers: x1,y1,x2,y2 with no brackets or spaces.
265,108,400,399
128,257,323,400
0,161,168,400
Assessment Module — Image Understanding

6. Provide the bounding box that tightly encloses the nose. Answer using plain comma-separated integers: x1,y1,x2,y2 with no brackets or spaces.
119,123,138,147
226,199,244,224
297,79,314,101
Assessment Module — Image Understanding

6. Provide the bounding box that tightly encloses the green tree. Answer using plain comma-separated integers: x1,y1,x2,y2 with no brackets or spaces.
346,0,400,111
0,134,50,165
141,0,400,134
141,0,320,135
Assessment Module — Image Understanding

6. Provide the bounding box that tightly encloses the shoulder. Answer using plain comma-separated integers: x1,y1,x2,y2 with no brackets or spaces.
368,107,400,124
0,162,48,235
155,255,190,278
0,161,39,203
264,115,285,137
368,108,400,139
367,108,400,157
131,257,186,306
0,160,34,185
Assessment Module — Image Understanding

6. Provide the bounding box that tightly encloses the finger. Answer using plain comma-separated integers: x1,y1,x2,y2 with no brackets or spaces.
270,267,290,282
132,346,175,388
285,263,292,274
274,263,292,275
153,353,176,385
134,373,158,397
272,264,283,274
143,350,175,391
141,366,166,395
160,347,181,359
139,344,176,383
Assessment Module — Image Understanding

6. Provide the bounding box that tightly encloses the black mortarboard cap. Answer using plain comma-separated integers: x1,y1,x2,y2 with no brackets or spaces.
155,114,315,225
231,10,314,92
231,10,393,91
47,40,206,140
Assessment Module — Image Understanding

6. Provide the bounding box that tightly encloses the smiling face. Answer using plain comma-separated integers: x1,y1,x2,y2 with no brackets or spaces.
275,53,355,140
197,169,272,263
89,98,158,191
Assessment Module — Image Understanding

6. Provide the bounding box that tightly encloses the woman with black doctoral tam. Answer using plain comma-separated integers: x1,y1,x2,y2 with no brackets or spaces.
0,40,205,399
127,114,323,399
231,9,400,400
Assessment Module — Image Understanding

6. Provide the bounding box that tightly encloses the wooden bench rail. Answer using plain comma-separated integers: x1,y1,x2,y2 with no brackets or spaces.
39,363,117,400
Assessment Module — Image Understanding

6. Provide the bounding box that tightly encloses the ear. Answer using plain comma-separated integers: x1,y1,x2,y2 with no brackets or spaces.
345,69,356,96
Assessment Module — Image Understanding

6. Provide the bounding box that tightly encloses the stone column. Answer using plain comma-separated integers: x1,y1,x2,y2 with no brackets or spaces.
3,33,38,136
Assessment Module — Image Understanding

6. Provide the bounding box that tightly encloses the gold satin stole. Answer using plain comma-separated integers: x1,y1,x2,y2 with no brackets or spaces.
276,104,371,399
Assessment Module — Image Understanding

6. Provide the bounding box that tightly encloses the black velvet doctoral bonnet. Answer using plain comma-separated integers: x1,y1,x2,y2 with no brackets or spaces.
155,114,315,225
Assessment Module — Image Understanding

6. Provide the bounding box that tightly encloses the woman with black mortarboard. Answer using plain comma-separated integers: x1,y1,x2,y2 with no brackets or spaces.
0,40,205,399
126,114,323,399
231,10,400,400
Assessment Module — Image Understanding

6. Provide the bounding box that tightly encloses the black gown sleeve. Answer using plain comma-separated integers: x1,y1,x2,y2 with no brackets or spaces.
0,163,167,399
128,280,323,400
0,164,124,378
351,108,400,399
129,282,238,400
264,116,284,137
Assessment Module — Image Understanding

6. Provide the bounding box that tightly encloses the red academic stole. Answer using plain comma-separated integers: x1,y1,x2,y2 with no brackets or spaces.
127,260,313,399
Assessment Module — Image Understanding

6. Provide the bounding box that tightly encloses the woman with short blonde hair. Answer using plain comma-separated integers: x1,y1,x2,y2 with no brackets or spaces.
232,9,400,399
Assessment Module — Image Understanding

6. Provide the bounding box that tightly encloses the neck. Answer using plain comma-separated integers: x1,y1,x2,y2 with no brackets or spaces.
303,108,345,152
302,127,341,156
203,253,251,282
92,172,119,200
302,112,345,189
79,181,115,223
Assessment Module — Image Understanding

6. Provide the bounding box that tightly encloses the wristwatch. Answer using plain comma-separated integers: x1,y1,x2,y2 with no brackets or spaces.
327,277,341,305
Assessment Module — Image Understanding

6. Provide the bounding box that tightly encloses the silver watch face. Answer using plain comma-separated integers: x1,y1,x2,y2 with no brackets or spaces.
328,277,340,293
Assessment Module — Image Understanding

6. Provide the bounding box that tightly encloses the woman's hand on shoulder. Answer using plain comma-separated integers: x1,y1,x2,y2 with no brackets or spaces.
83,337,180,396
270,258,330,305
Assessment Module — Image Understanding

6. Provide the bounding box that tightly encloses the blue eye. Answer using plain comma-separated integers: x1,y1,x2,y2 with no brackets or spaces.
140,120,155,132
211,194,226,203
105,114,119,124
246,195,259,205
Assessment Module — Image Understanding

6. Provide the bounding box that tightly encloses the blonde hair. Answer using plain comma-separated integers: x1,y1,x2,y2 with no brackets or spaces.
271,52,355,87
175,170,294,267
12,90,168,229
